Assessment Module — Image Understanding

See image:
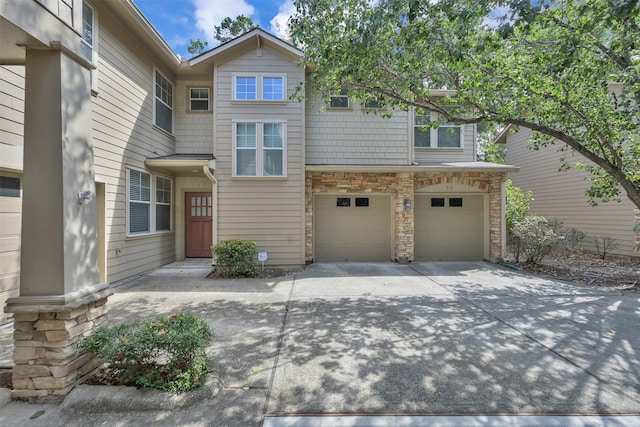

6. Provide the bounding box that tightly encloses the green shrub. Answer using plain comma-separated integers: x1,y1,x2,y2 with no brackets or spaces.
79,313,212,393
505,179,533,238
510,215,567,264
212,239,258,277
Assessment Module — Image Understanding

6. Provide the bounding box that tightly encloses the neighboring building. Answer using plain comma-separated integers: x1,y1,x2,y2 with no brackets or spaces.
500,126,639,257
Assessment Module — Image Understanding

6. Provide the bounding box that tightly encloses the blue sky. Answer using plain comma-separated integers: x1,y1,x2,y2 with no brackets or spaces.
133,0,294,58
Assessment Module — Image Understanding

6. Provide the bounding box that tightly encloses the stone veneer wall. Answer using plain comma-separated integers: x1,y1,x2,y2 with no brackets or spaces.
6,289,112,401
306,170,507,263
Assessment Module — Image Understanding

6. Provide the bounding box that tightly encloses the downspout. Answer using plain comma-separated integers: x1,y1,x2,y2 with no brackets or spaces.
203,162,217,265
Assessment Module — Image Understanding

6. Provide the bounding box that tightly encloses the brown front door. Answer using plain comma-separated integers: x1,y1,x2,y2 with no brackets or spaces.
186,192,213,257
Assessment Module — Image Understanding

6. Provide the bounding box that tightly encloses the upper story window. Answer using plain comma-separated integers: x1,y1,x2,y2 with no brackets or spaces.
154,70,173,134
414,110,463,149
329,89,349,109
234,121,286,177
80,2,94,60
127,168,173,235
81,1,98,92
364,99,383,109
189,88,210,111
233,74,286,101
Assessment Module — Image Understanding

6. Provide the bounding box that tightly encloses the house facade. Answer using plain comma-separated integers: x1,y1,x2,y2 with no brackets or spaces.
0,0,514,399
502,127,639,257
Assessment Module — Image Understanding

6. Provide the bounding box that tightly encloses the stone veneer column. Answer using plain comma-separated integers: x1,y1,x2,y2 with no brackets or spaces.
4,47,110,401
395,173,414,262
305,173,314,262
6,288,111,401
489,173,506,262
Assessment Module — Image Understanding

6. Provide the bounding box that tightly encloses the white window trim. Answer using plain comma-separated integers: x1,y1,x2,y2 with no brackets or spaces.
413,110,464,149
153,68,174,135
82,1,99,94
232,74,287,101
126,167,173,237
232,120,288,178
188,87,211,112
328,89,350,109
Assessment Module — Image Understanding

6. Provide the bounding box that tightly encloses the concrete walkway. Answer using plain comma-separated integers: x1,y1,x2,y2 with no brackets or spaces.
0,261,639,426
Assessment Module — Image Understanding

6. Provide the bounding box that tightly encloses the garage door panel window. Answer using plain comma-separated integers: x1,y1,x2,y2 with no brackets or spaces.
355,197,369,207
431,197,445,207
235,122,286,177
336,197,350,207
449,197,463,207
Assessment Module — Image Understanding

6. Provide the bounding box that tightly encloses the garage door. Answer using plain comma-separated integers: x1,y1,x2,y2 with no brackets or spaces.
315,195,391,262
415,195,484,261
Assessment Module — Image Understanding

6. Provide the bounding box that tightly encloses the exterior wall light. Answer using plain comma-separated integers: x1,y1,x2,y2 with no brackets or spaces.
77,191,93,204
403,198,412,212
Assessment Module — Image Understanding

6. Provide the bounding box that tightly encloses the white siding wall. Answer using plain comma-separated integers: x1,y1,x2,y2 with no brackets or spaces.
506,128,637,256
174,80,214,154
91,5,177,282
214,45,305,266
0,66,24,323
305,93,410,165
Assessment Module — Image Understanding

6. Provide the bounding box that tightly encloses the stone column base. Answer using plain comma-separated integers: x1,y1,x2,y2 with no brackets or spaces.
5,287,113,402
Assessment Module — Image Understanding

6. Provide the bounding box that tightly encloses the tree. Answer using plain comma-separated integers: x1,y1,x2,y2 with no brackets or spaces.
290,0,640,209
214,15,256,43
187,39,208,56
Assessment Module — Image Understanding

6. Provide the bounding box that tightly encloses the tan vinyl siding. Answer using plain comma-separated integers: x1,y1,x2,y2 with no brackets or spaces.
506,128,637,256
0,66,25,323
0,180,21,323
91,5,176,282
305,93,410,165
215,45,305,266
174,80,213,154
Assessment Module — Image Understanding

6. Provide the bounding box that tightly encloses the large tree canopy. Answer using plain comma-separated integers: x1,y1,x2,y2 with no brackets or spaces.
290,0,640,209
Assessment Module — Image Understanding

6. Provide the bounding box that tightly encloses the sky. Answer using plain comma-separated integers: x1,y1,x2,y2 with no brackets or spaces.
133,0,295,58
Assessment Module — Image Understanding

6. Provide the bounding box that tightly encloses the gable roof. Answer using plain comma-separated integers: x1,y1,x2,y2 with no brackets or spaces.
189,28,303,67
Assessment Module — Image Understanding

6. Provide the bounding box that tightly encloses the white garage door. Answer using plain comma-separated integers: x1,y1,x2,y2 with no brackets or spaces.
315,195,391,262
415,195,484,261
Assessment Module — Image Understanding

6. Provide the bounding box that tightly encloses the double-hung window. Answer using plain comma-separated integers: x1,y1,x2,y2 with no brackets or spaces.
234,121,286,177
414,110,463,148
189,88,210,111
127,168,173,235
154,70,173,134
81,1,98,92
233,74,286,101
329,89,349,109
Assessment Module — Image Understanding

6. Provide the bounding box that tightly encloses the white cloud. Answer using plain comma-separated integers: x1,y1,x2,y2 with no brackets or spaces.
192,0,255,44
269,0,295,41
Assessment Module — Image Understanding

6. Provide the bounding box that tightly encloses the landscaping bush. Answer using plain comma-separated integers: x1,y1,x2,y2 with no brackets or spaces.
510,215,567,264
79,312,212,393
212,238,258,277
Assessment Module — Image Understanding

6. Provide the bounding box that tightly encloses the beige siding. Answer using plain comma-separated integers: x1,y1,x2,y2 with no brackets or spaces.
91,4,177,282
0,66,25,171
0,177,21,323
306,94,410,165
0,66,25,323
506,128,637,256
174,80,214,154
215,45,305,266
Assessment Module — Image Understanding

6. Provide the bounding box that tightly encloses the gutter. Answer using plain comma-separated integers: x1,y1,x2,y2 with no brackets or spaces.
305,164,520,173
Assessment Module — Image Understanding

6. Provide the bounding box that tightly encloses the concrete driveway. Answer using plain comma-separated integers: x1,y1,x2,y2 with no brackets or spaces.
1,261,639,427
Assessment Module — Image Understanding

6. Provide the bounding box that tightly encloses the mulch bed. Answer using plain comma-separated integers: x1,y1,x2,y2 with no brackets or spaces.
522,252,640,293
206,267,301,279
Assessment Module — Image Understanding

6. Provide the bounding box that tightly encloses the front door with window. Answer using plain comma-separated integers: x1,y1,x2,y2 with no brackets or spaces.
186,192,212,257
